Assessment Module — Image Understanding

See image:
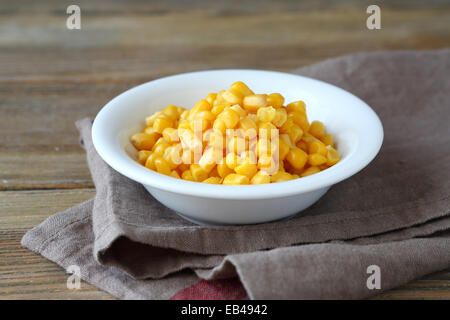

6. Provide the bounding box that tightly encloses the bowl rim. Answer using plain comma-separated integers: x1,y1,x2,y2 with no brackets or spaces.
92,69,384,200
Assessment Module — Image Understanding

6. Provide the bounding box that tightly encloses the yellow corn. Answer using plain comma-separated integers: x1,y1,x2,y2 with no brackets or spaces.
230,81,254,97
162,128,179,143
267,93,284,108
170,170,181,179
162,105,179,121
131,133,158,151
288,112,309,133
153,115,173,134
320,133,334,146
217,161,234,178
234,156,257,179
222,90,243,105
242,94,267,113
239,117,258,133
286,101,306,114
133,81,340,184
230,104,247,117
223,173,250,185
154,157,171,176
309,120,326,138
286,147,308,170
138,150,152,165
250,171,271,184
301,166,321,177
218,109,240,129
181,169,195,181
211,103,229,116
205,93,217,105
287,124,303,144
278,138,290,161
326,146,340,166
271,171,294,183
257,106,276,123
272,108,287,127
190,164,209,182
308,153,327,166
308,140,327,156
203,177,221,184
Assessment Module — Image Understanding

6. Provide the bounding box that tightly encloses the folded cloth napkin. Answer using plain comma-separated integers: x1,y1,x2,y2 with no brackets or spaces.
22,49,450,299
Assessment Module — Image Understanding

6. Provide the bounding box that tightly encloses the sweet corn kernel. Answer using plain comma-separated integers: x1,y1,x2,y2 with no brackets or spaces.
205,93,217,105
212,118,227,134
181,169,195,181
326,146,340,166
162,127,179,143
199,147,221,173
217,161,234,178
230,81,254,97
257,106,276,123
309,121,326,138
301,166,321,177
286,101,306,114
218,109,240,128
162,105,179,121
243,94,267,113
152,139,170,156
225,152,240,169
272,108,287,127
190,164,209,182
170,170,181,179
287,124,303,144
227,136,248,154
320,133,334,147
154,157,171,176
203,177,221,184
271,171,294,183
223,173,250,185
234,157,257,179
308,140,328,156
145,111,162,126
211,104,229,116
251,171,271,184
153,115,173,134
230,104,247,117
286,147,308,170
131,133,158,151
222,90,243,105
239,117,258,133
138,150,152,165
308,153,327,166
190,99,211,117
267,93,284,109
258,121,277,139
278,138,290,161
288,112,309,132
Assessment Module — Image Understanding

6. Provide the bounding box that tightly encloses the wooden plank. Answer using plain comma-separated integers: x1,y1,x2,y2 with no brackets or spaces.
0,189,449,299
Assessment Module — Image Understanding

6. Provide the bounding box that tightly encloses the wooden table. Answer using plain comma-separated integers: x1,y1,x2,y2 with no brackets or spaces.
1,0,449,300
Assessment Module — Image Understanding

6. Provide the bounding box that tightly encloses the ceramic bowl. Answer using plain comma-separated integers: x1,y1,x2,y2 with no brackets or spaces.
92,69,383,225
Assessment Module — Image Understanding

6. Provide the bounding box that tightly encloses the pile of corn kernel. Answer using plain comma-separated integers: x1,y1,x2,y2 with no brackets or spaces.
130,81,340,185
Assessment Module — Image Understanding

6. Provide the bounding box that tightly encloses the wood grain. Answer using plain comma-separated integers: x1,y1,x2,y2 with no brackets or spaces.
1,0,449,299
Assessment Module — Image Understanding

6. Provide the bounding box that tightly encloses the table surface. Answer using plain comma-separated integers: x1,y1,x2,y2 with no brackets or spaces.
1,0,449,300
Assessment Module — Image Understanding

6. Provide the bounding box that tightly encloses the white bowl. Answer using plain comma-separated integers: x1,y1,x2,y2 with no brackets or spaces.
92,69,383,225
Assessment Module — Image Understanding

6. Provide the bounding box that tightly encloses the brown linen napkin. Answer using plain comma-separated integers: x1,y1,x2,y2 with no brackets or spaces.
22,49,450,299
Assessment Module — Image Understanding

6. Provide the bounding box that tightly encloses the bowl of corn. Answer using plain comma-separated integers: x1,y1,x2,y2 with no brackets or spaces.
92,69,383,225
